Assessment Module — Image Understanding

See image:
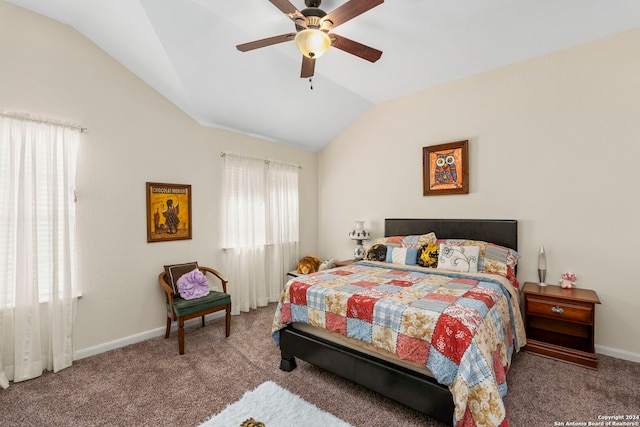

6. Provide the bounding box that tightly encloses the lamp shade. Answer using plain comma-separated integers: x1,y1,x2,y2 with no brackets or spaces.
294,29,331,59
348,221,371,241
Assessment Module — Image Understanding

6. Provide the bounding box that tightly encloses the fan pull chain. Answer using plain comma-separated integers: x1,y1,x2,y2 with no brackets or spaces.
309,77,313,90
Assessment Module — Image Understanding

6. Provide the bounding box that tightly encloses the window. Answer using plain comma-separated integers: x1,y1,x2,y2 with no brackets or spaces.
0,114,80,305
222,153,299,314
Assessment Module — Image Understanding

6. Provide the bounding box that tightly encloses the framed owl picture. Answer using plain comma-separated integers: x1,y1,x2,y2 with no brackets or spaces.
422,140,469,196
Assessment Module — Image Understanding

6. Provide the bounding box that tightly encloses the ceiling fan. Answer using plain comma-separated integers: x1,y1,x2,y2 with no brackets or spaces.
236,0,383,78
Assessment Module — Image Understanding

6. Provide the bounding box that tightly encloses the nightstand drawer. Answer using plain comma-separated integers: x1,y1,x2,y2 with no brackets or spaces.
527,297,593,324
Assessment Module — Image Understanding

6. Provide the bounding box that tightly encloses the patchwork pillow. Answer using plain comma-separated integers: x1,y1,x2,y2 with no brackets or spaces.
365,244,387,262
164,262,199,295
385,247,418,265
417,242,439,268
374,232,437,248
483,243,515,274
437,244,480,273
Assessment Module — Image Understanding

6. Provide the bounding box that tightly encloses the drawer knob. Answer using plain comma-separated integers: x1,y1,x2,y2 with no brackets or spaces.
551,306,564,315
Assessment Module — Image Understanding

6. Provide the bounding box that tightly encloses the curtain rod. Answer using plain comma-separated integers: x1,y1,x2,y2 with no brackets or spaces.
220,152,301,169
1,112,88,133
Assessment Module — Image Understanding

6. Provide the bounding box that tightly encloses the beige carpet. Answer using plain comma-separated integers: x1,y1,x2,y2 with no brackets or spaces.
1,303,639,426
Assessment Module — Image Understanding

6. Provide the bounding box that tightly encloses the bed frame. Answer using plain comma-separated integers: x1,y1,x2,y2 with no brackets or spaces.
278,219,518,425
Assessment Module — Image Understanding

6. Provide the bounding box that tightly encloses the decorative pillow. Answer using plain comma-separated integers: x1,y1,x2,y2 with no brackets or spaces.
365,244,387,262
374,232,437,248
437,244,480,273
176,268,209,300
164,262,199,295
483,242,521,287
385,247,418,265
436,239,521,286
417,242,439,268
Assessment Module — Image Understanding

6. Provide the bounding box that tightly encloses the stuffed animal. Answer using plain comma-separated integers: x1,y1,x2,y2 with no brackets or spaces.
318,257,337,271
365,244,387,262
297,255,322,274
559,272,577,289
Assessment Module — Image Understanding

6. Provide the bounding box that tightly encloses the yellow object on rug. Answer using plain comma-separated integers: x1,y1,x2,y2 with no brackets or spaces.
200,381,352,427
240,417,265,427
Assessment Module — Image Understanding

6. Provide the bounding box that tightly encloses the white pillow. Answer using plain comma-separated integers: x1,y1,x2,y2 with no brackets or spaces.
437,244,480,273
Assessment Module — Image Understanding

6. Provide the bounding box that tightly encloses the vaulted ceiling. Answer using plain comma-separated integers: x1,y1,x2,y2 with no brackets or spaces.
8,0,640,151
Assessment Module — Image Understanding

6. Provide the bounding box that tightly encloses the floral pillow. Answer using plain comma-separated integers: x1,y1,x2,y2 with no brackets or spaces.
437,244,480,273
417,242,439,268
436,239,520,287
374,232,437,248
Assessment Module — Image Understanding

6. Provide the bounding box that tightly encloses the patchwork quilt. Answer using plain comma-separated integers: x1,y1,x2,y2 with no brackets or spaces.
272,261,526,427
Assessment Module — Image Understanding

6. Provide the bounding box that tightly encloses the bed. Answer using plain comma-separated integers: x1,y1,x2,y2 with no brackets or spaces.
272,219,526,426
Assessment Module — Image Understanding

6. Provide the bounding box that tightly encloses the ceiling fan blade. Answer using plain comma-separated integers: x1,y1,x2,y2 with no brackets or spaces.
323,0,383,29
269,0,306,22
329,33,382,62
300,56,316,78
236,33,296,52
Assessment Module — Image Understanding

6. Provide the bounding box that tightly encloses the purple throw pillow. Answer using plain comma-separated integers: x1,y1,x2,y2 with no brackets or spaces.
176,268,209,300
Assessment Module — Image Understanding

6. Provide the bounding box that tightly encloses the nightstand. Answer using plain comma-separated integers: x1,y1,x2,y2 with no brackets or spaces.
286,270,300,279
288,259,354,279
522,282,601,368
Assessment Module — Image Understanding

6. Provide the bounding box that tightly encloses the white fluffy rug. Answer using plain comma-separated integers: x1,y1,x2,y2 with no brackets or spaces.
200,381,353,427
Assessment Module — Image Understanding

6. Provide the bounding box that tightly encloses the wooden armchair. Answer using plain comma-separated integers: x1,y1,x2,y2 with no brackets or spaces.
158,264,231,355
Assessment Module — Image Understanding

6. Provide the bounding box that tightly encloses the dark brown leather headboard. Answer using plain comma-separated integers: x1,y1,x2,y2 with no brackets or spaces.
385,218,518,251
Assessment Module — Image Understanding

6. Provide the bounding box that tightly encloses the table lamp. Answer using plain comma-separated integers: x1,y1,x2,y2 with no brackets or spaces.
538,245,547,286
348,221,371,261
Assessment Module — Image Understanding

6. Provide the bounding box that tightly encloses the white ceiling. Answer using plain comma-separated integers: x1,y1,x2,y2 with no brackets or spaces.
7,0,640,151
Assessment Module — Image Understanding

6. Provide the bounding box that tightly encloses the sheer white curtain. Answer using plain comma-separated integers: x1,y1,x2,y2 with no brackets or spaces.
222,154,299,315
0,115,80,389
265,161,299,302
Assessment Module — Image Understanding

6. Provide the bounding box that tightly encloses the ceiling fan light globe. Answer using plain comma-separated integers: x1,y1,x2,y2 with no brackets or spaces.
295,29,331,59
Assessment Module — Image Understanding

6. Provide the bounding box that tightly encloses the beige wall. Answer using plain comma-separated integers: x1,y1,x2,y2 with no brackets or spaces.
319,29,640,360
0,1,318,355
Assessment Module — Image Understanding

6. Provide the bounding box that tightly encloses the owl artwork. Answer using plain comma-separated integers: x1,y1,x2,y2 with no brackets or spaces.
424,141,468,195
433,151,457,185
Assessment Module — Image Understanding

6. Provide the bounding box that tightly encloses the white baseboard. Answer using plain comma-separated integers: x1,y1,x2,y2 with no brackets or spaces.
73,311,226,360
596,344,640,363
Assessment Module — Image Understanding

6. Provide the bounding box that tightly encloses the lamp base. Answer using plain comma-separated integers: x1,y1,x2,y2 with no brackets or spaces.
353,240,366,261
538,269,546,287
